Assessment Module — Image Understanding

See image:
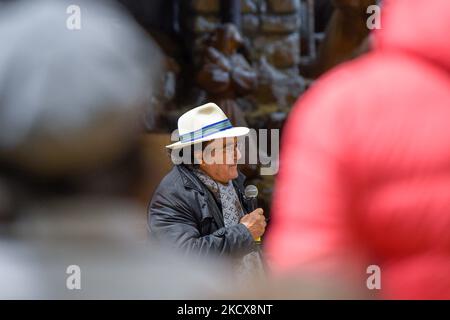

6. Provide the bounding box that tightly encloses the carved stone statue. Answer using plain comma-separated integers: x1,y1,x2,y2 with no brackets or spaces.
196,23,257,127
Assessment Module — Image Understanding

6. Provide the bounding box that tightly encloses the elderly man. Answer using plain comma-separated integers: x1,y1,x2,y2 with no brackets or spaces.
148,103,266,276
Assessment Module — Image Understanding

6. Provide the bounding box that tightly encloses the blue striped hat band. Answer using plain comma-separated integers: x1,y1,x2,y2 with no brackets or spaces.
179,119,233,143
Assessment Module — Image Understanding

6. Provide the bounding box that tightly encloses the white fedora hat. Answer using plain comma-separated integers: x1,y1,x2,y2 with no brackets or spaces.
166,103,250,149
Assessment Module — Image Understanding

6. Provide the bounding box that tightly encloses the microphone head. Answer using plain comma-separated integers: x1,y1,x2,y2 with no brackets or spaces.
244,184,258,199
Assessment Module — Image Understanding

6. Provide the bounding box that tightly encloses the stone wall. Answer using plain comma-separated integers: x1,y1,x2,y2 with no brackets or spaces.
184,0,305,112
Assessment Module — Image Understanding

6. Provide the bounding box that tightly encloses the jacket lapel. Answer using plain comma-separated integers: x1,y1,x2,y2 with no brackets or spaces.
177,165,225,228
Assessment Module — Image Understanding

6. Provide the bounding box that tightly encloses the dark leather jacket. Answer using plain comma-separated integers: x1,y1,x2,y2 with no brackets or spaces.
148,165,256,257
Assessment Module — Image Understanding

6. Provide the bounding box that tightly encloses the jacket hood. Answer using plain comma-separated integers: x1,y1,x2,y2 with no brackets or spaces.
374,0,450,72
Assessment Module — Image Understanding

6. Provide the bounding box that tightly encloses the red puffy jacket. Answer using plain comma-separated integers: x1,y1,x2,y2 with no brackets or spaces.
265,0,450,299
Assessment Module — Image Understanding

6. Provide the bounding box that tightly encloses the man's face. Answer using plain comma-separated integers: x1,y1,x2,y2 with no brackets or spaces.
197,137,242,184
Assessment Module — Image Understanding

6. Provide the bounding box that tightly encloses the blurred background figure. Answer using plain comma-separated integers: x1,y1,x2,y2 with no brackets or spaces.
265,0,450,299
300,0,377,78
0,0,236,299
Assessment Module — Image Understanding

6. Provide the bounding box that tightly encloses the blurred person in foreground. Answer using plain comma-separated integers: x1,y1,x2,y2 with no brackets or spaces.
265,0,450,299
0,0,235,299
148,103,266,281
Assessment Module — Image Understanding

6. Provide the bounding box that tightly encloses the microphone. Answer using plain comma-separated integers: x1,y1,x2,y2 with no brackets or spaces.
244,184,258,211
244,185,261,244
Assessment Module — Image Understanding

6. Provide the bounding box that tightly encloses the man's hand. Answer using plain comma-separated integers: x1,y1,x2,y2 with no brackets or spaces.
239,208,266,240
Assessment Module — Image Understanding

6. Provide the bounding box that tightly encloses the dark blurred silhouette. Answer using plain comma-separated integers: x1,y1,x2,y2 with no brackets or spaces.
266,0,450,299
0,0,236,299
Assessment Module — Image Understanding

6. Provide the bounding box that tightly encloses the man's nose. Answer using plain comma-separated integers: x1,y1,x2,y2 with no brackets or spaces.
235,146,242,161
